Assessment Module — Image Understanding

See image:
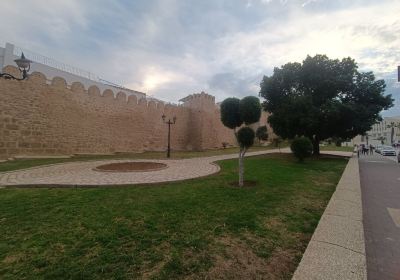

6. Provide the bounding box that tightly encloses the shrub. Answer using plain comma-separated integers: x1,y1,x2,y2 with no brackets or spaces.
237,127,255,149
256,125,268,142
290,137,313,162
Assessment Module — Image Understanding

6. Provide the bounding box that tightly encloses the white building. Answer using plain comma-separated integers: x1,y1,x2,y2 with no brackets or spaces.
0,42,146,99
366,116,400,145
347,116,400,146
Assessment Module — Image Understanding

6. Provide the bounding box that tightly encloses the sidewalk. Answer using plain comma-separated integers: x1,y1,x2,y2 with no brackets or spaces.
293,156,367,280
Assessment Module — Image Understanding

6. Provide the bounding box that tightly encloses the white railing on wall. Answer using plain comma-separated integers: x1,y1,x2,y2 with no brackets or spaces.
13,45,100,82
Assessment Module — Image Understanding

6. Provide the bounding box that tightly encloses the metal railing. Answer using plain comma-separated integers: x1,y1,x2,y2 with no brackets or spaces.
13,45,100,82
11,44,146,96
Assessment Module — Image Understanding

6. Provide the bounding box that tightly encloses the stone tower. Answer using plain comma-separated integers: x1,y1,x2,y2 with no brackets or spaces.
181,92,234,151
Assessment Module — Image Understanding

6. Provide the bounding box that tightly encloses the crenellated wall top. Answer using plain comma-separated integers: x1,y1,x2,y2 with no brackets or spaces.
0,66,177,110
1,66,219,114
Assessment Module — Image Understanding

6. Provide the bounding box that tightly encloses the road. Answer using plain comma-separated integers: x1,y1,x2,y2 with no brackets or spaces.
359,152,400,280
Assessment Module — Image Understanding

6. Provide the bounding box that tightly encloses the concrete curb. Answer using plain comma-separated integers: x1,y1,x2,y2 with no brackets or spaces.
292,155,367,280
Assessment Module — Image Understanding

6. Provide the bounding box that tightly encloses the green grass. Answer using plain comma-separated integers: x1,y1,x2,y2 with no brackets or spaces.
0,154,347,279
0,144,283,173
320,144,353,152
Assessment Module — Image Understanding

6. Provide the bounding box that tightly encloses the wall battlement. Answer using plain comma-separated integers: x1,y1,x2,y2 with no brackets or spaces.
0,67,239,158
2,66,167,109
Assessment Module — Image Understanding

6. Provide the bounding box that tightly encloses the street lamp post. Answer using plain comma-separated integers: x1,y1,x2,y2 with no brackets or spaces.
0,52,32,80
162,114,176,158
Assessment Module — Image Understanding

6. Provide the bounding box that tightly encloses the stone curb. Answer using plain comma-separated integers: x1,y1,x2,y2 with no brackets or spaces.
292,155,367,280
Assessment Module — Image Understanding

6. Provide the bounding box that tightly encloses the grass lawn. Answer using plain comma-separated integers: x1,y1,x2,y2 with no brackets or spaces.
0,154,347,279
0,144,285,173
320,144,354,152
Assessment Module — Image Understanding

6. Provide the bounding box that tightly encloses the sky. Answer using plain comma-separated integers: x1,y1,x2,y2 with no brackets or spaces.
1,0,399,115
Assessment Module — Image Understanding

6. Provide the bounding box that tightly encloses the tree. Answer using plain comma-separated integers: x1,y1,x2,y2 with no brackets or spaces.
220,96,261,187
290,137,313,162
256,125,268,143
259,54,393,155
272,137,283,152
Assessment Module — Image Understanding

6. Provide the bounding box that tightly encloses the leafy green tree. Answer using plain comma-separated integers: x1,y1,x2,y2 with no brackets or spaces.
260,54,393,155
290,137,313,162
220,96,261,186
256,125,268,143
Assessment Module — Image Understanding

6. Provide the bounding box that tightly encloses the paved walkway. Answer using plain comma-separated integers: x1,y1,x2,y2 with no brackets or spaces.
0,149,352,187
359,153,400,280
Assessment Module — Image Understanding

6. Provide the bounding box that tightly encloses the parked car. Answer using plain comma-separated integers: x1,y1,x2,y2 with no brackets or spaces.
381,146,397,156
375,145,382,154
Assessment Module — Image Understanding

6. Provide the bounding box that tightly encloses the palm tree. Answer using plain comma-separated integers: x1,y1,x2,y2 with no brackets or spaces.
386,122,400,145
376,136,386,145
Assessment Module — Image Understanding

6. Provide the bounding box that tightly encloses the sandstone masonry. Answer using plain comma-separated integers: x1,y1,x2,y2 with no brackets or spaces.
0,66,271,159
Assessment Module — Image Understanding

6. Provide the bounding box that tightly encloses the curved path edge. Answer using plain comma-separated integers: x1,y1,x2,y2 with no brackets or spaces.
0,149,353,187
292,154,367,280
0,150,283,187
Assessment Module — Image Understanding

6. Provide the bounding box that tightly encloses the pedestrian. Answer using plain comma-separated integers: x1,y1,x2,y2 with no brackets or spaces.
361,144,366,155
369,144,374,155
355,144,359,157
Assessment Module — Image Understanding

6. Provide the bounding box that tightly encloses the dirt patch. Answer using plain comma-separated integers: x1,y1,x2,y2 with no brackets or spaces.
206,236,297,280
2,253,24,264
93,162,168,172
228,180,258,188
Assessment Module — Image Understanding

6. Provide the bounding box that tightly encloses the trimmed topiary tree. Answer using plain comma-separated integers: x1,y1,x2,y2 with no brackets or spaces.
220,98,242,129
290,137,313,162
220,96,261,186
240,96,262,124
256,125,268,143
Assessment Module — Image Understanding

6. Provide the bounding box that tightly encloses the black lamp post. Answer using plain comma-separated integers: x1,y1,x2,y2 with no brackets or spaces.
0,52,32,80
162,114,176,158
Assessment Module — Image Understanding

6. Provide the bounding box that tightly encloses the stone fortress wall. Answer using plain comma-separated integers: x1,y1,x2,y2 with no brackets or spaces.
0,66,271,159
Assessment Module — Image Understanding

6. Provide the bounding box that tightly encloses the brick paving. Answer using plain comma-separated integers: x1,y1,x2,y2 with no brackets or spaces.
0,149,352,187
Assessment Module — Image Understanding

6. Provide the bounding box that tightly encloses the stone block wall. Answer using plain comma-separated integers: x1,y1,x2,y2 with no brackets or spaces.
1,67,260,159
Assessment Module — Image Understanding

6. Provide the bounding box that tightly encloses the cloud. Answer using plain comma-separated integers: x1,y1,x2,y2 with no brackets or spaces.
214,1,400,73
208,72,262,100
1,0,399,111
381,71,400,117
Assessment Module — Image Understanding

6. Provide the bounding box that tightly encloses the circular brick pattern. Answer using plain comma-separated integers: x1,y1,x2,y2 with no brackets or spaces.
93,162,168,172
0,149,351,187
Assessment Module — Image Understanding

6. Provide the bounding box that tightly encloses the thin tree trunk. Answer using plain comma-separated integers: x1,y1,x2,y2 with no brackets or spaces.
312,136,320,155
391,127,394,145
238,148,246,187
